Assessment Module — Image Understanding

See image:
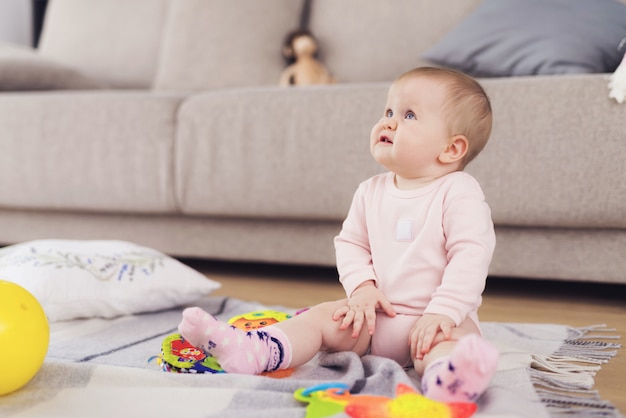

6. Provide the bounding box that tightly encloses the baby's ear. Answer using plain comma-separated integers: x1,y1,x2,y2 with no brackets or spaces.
438,135,468,164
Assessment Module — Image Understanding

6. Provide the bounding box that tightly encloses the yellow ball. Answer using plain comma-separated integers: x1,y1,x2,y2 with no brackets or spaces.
0,280,49,396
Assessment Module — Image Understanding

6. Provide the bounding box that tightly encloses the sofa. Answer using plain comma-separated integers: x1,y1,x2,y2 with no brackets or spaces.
0,0,624,284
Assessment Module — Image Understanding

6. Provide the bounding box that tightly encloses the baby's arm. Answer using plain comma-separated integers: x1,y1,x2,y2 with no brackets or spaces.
333,280,396,338
424,178,495,325
333,182,397,337
413,177,495,358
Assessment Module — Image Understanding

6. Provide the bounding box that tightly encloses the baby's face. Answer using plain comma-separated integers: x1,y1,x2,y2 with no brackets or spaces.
370,76,451,185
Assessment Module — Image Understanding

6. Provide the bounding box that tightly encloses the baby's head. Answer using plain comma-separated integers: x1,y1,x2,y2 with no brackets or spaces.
395,67,492,168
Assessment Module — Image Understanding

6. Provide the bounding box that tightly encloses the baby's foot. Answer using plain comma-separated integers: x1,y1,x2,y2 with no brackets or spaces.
421,334,499,402
177,307,291,374
178,307,216,351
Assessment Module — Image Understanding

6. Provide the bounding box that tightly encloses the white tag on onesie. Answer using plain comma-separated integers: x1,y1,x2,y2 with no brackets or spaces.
395,219,413,241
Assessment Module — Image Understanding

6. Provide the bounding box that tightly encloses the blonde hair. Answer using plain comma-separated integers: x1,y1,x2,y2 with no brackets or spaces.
397,67,492,168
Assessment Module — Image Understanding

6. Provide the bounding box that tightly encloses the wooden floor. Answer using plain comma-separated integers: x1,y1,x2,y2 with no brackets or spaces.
186,259,626,414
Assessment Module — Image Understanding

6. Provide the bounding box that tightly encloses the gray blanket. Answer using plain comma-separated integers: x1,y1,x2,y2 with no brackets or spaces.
0,296,620,418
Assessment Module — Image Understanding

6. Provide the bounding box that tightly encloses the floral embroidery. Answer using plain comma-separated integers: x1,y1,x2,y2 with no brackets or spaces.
0,245,164,282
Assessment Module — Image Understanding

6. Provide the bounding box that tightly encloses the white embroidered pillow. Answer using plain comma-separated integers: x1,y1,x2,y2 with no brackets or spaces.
0,240,220,322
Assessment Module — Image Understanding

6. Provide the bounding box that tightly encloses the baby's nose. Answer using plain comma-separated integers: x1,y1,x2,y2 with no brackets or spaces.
382,118,397,130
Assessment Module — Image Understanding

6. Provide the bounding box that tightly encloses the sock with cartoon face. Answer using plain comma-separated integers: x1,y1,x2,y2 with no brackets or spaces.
421,333,499,402
178,307,292,374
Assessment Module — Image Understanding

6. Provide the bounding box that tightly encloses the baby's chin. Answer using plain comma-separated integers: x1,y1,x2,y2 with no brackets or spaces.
370,150,392,169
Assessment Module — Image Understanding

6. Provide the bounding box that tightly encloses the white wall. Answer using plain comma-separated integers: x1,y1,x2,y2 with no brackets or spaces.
0,0,33,45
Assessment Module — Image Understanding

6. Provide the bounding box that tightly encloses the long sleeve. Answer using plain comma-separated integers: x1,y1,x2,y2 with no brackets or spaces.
423,178,496,325
334,181,378,297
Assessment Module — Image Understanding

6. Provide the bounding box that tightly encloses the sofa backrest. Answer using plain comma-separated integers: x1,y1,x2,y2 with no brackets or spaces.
152,0,304,91
37,0,483,90
38,0,169,89
152,0,482,90
309,0,482,83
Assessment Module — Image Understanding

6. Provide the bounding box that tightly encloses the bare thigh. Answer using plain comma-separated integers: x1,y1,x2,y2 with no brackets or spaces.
316,299,372,355
277,299,371,367
371,313,417,366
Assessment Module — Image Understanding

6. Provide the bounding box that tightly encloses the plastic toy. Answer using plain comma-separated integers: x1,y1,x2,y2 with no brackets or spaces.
227,309,292,330
0,280,50,395
157,309,293,375
294,383,477,418
157,333,224,373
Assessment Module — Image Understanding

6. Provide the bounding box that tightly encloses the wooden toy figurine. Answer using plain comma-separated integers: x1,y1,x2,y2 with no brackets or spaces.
279,30,335,86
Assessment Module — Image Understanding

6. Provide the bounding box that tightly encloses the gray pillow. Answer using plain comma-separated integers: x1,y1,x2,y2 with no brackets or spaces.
423,0,626,77
0,43,106,91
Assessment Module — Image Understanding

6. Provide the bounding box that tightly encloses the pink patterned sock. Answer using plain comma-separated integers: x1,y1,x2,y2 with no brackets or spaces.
421,333,499,402
178,307,292,374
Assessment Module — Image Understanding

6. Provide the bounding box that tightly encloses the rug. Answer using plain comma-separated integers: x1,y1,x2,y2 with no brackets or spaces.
0,296,621,418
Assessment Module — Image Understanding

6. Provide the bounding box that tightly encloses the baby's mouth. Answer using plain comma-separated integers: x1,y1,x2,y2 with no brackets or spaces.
379,135,393,144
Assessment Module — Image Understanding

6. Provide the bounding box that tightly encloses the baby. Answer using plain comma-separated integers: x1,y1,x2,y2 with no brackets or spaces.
179,67,499,403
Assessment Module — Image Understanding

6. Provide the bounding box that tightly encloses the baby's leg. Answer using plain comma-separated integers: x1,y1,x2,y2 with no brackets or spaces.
416,318,499,403
275,300,372,366
178,307,292,374
178,299,370,374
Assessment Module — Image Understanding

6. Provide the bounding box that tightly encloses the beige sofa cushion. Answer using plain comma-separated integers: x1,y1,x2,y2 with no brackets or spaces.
38,0,168,88
0,42,106,91
0,92,184,213
468,74,625,229
176,74,624,230
308,0,481,83
175,85,385,219
153,0,304,91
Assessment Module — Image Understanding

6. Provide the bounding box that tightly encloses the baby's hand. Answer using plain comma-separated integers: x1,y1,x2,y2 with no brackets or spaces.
332,281,395,338
409,314,455,359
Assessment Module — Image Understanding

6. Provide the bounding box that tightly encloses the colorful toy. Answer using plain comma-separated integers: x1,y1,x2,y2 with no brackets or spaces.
157,309,293,374
0,280,50,395
294,383,477,418
227,309,292,331
157,333,224,374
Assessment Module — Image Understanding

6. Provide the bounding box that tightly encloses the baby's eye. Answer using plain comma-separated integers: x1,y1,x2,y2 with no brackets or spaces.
385,109,393,117
405,111,416,120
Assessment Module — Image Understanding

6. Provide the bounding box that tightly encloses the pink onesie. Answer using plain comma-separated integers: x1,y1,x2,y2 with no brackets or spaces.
334,171,495,366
